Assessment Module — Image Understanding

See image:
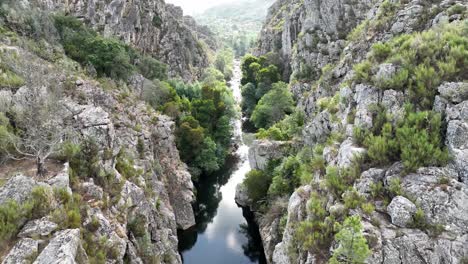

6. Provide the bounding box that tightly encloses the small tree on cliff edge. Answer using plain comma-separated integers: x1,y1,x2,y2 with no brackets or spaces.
0,86,68,176
330,215,371,264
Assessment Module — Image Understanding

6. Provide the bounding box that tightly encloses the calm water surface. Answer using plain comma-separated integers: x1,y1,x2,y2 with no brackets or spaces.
178,61,266,264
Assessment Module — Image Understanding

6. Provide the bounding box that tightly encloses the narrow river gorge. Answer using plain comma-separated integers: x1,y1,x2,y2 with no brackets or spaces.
177,61,267,264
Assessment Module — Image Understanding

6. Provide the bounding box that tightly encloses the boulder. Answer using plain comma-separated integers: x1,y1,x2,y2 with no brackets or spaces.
387,196,417,228
0,175,37,205
46,163,71,194
438,82,468,104
33,229,84,264
249,140,291,170
18,217,58,238
2,238,39,264
337,139,366,168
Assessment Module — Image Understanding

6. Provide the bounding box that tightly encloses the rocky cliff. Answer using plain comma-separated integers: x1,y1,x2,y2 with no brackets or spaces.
0,2,197,263
248,0,468,263
28,0,214,81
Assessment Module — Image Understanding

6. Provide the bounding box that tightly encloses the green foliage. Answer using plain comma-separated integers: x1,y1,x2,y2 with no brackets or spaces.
0,199,33,249
137,56,167,80
251,82,294,129
268,156,301,197
256,110,304,141
387,178,402,197
355,22,468,109
0,65,25,89
324,166,348,198
214,48,235,81
116,150,141,179
54,15,167,81
143,80,177,110
194,137,219,173
243,170,272,203
295,191,336,253
343,189,365,210
128,215,147,238
396,110,449,172
360,105,448,172
329,215,371,264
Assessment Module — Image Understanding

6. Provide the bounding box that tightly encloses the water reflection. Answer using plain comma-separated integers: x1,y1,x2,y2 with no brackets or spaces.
177,61,266,264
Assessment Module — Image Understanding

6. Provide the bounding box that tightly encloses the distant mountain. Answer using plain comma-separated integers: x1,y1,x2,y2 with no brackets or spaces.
194,0,275,56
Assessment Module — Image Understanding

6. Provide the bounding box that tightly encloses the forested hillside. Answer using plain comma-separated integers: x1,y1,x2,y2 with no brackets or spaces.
195,0,275,56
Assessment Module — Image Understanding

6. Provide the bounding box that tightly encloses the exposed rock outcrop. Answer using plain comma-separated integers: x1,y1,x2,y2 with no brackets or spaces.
29,0,214,81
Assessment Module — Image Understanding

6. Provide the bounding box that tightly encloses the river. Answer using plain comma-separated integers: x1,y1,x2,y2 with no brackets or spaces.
177,60,267,264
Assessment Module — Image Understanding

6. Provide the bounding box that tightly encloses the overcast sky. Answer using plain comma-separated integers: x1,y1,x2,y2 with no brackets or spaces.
165,0,235,15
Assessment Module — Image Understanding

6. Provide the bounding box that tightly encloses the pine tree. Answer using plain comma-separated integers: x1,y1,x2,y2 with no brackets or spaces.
330,215,371,264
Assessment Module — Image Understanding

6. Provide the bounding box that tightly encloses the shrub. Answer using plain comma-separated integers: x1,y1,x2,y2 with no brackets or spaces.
243,170,272,204
396,110,449,172
355,22,468,109
361,202,375,215
387,178,402,197
136,56,167,80
269,156,302,197
116,150,141,179
0,200,33,248
0,65,25,89
329,215,371,264
128,215,147,237
343,189,365,210
324,166,348,198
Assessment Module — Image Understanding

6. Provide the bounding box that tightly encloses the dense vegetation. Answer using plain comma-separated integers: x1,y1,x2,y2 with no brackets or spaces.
240,53,298,132
354,21,468,109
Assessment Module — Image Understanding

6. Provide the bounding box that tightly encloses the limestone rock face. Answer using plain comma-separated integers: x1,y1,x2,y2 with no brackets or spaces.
30,0,213,81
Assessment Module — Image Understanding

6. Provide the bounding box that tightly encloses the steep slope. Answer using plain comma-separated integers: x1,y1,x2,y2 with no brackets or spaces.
29,0,214,81
0,1,211,263
244,0,468,263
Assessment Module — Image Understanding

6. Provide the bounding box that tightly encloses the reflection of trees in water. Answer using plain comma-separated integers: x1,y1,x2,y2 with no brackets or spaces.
239,208,267,264
178,154,241,251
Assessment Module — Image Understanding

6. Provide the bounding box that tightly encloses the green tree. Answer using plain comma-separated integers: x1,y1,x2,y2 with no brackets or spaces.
251,82,294,129
330,215,371,264
194,137,219,173
241,83,257,116
243,170,272,203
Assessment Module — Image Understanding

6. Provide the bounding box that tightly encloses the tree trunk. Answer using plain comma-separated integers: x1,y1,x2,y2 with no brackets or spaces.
37,157,47,177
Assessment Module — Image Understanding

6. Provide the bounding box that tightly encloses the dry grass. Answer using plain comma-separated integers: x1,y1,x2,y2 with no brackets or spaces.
0,159,64,184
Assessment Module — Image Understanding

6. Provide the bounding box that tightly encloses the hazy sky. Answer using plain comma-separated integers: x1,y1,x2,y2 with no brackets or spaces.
165,0,235,15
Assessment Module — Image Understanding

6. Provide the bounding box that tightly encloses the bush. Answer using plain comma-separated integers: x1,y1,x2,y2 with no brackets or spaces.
329,215,370,264
128,215,147,238
0,200,33,248
243,170,272,203
0,65,25,89
355,22,468,109
268,156,302,197
396,110,449,173
137,56,168,80
251,82,295,129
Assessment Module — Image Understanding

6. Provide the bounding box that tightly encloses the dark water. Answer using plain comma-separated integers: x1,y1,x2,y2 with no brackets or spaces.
177,61,267,264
